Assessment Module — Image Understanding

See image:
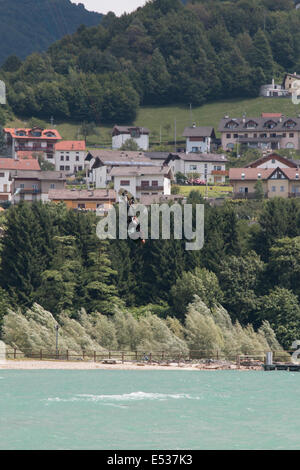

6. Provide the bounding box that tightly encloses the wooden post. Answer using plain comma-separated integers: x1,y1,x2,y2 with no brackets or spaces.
66,350,69,361
94,351,96,362
14,348,17,360
40,349,43,361
236,355,241,369
109,351,111,359
82,350,85,361
135,351,138,361
162,351,165,361
149,353,152,364
122,352,124,364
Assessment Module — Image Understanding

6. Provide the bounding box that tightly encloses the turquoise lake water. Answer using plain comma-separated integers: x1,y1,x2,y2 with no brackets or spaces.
0,369,300,450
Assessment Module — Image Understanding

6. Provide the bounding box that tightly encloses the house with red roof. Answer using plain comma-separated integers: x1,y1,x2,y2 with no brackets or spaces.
4,127,62,160
0,158,41,201
54,141,86,174
229,158,300,199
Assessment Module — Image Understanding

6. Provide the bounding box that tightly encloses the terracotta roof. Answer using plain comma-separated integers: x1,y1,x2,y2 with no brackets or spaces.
48,189,116,201
229,167,300,181
55,141,86,151
0,158,40,171
17,151,35,159
229,168,273,180
261,113,283,118
4,128,61,140
182,127,215,138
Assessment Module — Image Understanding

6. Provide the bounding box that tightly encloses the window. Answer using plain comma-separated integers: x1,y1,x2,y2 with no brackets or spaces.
264,121,276,129
284,120,296,129
78,204,85,209
60,156,64,161
272,159,276,164
32,184,38,189
50,184,55,189
190,165,197,171
0,173,5,177
271,186,276,192
20,184,24,189
78,166,82,171
245,121,257,128
60,166,64,170
289,133,294,138
280,186,285,192
131,130,140,138
66,156,69,161
192,147,199,153
225,121,238,129
76,156,79,162
152,181,158,187
226,134,231,138
141,181,150,187
66,166,70,171
120,180,130,186
233,134,238,138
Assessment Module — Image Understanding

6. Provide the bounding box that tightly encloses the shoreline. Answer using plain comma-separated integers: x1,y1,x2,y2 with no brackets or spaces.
0,359,262,371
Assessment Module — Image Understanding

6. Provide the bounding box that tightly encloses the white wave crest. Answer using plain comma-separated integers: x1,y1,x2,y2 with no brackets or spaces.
46,391,200,403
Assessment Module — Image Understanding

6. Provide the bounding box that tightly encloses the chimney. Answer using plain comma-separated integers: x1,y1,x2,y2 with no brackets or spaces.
192,122,196,128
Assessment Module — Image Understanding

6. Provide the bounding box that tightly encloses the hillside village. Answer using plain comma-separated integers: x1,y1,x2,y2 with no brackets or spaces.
0,111,300,211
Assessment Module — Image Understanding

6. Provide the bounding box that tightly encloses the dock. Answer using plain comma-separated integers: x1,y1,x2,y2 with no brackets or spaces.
263,363,300,372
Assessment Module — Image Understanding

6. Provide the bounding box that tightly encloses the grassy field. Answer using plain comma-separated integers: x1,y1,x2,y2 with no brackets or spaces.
7,96,300,147
178,185,233,198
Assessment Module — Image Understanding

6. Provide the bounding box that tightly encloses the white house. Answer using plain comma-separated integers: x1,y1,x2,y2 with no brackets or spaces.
54,141,86,174
85,150,159,188
112,126,150,151
260,79,289,98
165,153,228,183
110,165,173,199
182,126,216,154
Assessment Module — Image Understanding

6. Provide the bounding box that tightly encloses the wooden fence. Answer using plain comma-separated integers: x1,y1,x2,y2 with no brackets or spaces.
4,348,292,365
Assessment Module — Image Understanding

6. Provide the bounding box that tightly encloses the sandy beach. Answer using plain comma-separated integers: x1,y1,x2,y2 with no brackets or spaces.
0,360,262,371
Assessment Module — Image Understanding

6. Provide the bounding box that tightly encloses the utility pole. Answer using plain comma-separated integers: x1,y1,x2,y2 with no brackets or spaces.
189,103,192,127
160,125,162,145
55,324,59,357
174,118,177,153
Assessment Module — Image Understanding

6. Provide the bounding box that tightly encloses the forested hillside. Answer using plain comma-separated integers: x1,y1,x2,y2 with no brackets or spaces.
0,0,102,64
0,0,299,124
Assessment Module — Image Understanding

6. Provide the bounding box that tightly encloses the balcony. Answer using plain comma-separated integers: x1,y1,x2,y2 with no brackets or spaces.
19,188,41,194
136,186,164,191
15,145,54,152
